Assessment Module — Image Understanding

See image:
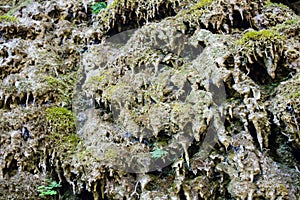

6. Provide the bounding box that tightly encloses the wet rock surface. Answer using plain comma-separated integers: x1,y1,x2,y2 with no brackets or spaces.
0,0,299,199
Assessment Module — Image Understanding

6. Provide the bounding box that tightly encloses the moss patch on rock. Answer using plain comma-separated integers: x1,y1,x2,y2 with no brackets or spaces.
265,0,290,9
45,107,80,152
42,74,76,107
46,107,75,132
235,29,286,80
236,29,285,45
0,14,18,22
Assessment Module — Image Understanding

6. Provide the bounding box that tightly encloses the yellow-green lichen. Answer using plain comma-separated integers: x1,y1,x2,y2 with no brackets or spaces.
104,148,118,160
171,102,183,113
87,71,111,86
0,14,18,22
104,83,129,99
236,29,285,45
88,75,107,84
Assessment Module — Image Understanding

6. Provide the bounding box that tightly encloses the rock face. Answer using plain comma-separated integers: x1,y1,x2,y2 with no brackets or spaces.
0,0,299,199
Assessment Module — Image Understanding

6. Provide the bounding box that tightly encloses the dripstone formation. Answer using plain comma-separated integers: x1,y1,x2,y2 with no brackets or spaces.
0,0,299,199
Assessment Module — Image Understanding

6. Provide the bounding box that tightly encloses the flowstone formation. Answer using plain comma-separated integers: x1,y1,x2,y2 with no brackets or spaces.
0,0,299,199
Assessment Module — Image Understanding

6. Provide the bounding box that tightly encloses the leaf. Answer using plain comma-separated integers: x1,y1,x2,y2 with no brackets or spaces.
150,148,168,159
45,190,57,195
91,2,107,14
37,179,61,196
49,181,62,188
38,186,45,190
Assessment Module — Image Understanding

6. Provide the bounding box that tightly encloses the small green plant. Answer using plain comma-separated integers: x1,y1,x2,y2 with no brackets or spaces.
150,148,168,159
91,2,107,14
38,180,62,197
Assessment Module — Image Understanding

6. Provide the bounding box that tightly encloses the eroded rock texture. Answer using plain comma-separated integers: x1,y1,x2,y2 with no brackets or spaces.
0,0,299,199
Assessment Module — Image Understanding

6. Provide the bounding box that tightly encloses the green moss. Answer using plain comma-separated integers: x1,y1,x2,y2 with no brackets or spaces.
271,18,300,36
64,134,81,152
45,107,80,152
177,0,211,25
44,76,68,90
76,149,91,161
46,107,75,132
193,0,213,10
6,0,33,15
291,91,300,99
265,0,289,9
282,19,299,25
42,74,76,106
236,29,285,45
0,14,18,23
108,0,126,8
274,18,300,30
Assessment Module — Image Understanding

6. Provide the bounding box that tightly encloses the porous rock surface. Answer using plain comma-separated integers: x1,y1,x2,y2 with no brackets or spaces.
0,0,299,199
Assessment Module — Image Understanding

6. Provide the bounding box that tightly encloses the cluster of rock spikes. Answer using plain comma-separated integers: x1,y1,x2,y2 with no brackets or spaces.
0,0,299,199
